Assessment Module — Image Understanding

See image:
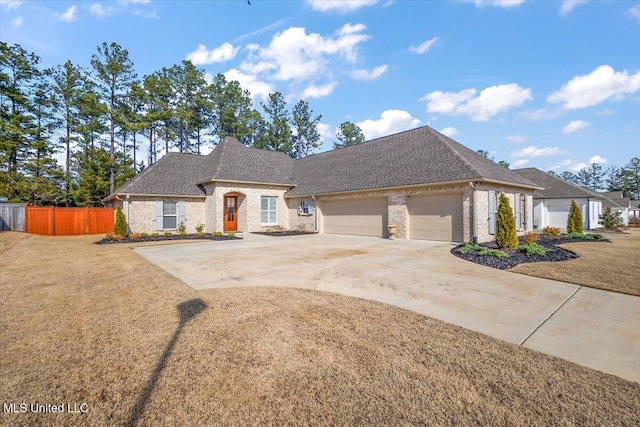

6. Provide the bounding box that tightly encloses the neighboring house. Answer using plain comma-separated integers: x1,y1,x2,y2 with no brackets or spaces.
104,126,541,243
600,191,630,226
630,200,640,220
512,168,603,230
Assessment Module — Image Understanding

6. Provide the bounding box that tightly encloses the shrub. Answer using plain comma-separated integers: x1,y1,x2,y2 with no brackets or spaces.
518,243,548,256
151,232,159,237
567,199,583,234
140,232,149,238
458,242,484,254
495,194,518,249
213,231,222,237
178,222,187,234
114,206,128,236
113,234,125,241
195,223,205,235
164,231,172,237
582,233,604,240
105,232,114,240
129,232,141,240
227,232,235,238
598,207,623,228
524,231,539,243
542,226,560,237
563,232,584,239
629,216,640,226
478,248,508,258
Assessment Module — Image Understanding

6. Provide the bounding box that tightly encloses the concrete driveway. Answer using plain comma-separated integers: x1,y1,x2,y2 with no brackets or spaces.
134,233,640,382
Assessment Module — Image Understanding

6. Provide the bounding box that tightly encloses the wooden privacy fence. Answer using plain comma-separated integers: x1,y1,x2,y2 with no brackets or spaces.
25,206,114,236
0,203,26,231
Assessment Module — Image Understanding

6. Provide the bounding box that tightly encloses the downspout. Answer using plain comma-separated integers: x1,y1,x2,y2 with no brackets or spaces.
471,182,478,243
586,197,590,230
312,195,318,233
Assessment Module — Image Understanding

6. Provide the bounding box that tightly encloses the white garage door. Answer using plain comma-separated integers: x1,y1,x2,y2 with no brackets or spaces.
408,194,463,242
547,203,570,229
322,198,388,237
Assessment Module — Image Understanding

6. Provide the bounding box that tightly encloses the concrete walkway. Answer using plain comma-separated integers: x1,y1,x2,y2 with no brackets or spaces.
134,233,640,383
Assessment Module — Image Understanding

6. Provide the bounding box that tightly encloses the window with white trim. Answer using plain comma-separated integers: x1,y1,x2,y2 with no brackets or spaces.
298,200,314,216
163,201,177,229
261,196,278,225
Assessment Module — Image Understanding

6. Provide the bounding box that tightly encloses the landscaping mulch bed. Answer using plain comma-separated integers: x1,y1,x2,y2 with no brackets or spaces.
452,235,609,270
96,234,240,244
252,231,317,237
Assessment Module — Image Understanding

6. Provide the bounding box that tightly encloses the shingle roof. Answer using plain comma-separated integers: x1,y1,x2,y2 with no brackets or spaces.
288,126,538,196
198,137,294,185
512,168,604,199
113,152,207,196
109,128,540,199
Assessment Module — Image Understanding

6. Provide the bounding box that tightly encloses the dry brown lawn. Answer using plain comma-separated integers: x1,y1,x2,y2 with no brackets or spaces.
512,229,640,296
1,232,639,426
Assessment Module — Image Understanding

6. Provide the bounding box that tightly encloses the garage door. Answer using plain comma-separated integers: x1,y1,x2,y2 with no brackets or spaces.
322,198,387,237
408,194,463,242
547,203,570,229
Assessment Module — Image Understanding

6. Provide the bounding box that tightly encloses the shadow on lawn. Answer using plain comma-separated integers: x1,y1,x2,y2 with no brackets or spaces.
126,298,207,427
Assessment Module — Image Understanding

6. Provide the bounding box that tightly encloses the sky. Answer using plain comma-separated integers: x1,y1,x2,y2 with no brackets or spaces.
1,0,639,173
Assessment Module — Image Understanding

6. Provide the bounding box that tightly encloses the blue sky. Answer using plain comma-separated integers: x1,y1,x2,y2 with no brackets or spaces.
1,0,639,172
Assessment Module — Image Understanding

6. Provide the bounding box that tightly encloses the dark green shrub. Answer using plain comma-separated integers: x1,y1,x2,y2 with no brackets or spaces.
478,248,507,258
495,194,518,249
583,233,603,240
458,242,484,254
518,243,548,256
542,226,560,237
114,206,128,236
178,222,187,234
567,199,583,234
598,207,623,228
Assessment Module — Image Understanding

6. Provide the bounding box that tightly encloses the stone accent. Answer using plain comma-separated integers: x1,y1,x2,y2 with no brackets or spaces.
387,193,407,239
123,196,205,234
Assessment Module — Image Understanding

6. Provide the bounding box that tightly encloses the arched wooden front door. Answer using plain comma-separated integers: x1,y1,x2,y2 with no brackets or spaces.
223,195,238,231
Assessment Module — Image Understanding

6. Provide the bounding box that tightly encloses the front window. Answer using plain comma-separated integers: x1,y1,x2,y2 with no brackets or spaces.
299,200,314,216
163,201,177,229
261,196,278,226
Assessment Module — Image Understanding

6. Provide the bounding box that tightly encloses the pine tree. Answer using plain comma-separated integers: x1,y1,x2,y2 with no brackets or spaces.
566,199,583,234
114,205,128,236
495,194,518,249
334,121,365,149
261,91,292,155
292,100,322,158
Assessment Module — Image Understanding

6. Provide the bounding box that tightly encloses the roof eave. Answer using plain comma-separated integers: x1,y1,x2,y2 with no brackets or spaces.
197,178,295,188
103,192,207,202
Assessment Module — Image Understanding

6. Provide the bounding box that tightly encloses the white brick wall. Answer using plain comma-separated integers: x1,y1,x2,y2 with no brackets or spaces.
287,198,316,232
124,197,205,234
474,184,535,243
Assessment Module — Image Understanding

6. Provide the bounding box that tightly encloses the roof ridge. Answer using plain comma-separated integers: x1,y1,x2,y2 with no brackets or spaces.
430,127,482,179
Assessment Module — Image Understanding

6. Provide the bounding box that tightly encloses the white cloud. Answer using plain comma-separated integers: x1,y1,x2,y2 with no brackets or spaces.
351,65,387,80
186,43,239,65
257,24,370,81
0,0,22,10
506,133,527,142
462,0,525,7
301,82,338,99
596,108,615,116
55,5,77,22
423,83,532,121
409,37,439,54
548,65,640,109
356,110,421,139
589,155,607,164
440,127,458,137
560,0,588,15
316,123,333,140
90,3,111,19
11,16,22,27
630,5,640,23
306,0,378,12
224,69,274,101
519,107,562,121
512,159,530,167
561,120,590,134
118,0,150,4
511,145,561,158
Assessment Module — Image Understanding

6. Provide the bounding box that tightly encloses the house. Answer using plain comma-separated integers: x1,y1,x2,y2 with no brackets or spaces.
600,191,630,226
512,167,603,230
630,200,640,221
104,126,541,243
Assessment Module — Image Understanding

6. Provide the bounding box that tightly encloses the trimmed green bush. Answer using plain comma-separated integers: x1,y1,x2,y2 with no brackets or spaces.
598,207,623,228
518,243,548,256
495,194,518,249
567,199,583,234
458,242,484,254
114,206,128,236
478,248,508,258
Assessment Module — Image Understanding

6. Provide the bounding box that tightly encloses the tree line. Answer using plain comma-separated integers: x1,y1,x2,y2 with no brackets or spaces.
1,41,369,207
